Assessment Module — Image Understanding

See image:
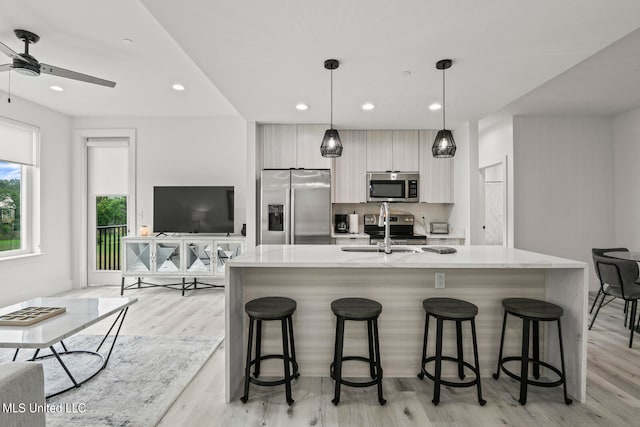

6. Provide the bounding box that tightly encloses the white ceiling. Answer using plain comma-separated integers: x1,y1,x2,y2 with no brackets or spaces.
504,26,640,118
1,1,640,128
141,0,640,129
0,0,238,117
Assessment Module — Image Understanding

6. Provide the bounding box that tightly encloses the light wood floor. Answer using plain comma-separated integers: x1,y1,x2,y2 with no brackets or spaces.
59,286,640,426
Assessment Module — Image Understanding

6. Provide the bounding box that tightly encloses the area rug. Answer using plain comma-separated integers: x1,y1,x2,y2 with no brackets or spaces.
0,334,223,427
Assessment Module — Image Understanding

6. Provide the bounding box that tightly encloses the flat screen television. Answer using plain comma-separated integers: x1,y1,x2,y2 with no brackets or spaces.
153,186,234,233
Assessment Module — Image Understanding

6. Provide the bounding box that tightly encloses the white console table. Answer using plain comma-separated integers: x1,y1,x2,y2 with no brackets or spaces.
121,235,245,296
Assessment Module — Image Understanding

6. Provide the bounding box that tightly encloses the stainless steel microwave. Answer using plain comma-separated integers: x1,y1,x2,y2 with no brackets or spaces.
366,172,419,202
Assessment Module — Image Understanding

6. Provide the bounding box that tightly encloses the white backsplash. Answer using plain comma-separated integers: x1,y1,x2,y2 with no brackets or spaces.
333,203,453,235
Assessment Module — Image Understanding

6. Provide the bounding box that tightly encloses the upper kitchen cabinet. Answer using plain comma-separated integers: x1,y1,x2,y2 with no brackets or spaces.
366,130,419,172
296,124,332,169
419,130,454,203
392,130,419,171
333,130,367,203
261,124,331,169
262,124,296,169
366,130,393,171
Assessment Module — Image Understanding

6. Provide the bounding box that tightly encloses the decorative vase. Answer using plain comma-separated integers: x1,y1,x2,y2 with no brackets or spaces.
139,225,149,237
241,224,246,236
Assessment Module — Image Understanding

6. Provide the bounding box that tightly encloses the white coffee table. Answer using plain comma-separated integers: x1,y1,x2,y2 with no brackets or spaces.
0,297,137,398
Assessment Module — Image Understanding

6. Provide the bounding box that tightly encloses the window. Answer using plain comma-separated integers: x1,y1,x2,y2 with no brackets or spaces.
0,117,39,257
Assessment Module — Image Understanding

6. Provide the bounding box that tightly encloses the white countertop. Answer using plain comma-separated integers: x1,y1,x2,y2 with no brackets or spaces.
228,244,586,269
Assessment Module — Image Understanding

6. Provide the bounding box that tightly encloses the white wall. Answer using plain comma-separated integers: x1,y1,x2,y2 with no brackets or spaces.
478,115,514,246
0,94,73,306
73,116,247,235
448,121,479,245
513,115,614,290
613,107,640,250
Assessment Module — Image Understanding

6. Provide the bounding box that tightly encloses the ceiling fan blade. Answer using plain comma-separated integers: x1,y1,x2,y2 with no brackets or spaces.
0,40,21,60
0,64,12,72
40,63,116,88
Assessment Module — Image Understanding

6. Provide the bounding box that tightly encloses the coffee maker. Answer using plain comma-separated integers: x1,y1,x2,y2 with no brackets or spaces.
334,214,349,233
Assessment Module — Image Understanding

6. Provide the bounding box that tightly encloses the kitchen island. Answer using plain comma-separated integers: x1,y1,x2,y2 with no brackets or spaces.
225,245,587,403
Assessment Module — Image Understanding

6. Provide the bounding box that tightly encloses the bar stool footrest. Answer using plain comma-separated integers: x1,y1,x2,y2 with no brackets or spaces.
330,356,382,388
420,356,481,388
247,354,300,387
498,356,565,388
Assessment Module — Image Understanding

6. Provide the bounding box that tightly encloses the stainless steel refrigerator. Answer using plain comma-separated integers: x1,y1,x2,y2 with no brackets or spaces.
260,169,331,244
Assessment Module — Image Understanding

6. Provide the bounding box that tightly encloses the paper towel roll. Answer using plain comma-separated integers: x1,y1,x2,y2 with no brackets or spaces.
349,214,359,234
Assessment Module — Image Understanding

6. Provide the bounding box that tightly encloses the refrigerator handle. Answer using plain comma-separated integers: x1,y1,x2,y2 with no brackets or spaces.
290,188,295,244
285,189,291,244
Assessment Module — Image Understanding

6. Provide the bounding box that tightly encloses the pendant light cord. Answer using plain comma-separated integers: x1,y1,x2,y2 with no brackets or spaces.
330,68,333,128
7,70,11,104
442,66,445,129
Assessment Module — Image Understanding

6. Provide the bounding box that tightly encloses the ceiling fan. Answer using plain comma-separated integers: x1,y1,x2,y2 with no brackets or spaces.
0,29,116,88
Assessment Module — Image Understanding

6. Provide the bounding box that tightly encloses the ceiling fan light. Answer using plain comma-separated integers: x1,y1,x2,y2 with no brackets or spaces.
432,129,456,158
320,129,343,157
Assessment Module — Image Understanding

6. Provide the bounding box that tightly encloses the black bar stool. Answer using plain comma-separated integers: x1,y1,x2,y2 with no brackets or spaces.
240,296,299,405
330,297,386,406
417,297,486,406
493,298,572,405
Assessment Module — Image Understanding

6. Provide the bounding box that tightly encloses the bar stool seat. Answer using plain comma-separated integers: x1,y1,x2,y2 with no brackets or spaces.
418,297,486,406
493,297,572,406
330,297,386,406
502,298,563,320
331,297,382,319
245,296,297,319
241,296,299,406
423,297,478,319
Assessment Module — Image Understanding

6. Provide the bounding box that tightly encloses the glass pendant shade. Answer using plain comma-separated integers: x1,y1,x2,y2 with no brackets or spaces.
320,128,343,157
432,129,456,158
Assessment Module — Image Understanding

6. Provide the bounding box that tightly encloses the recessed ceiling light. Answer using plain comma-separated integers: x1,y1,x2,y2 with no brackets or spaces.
403,70,412,76
122,38,134,45
295,103,309,111
50,85,64,92
429,103,442,111
361,103,375,111
172,83,185,91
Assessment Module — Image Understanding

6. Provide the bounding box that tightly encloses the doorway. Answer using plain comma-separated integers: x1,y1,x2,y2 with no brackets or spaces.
479,158,507,246
85,135,136,285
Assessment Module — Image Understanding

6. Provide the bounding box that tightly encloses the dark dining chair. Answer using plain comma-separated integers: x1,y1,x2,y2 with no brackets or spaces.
591,254,640,347
591,248,630,321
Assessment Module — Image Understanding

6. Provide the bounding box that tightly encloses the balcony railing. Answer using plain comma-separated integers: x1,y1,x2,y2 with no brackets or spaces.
97,225,127,271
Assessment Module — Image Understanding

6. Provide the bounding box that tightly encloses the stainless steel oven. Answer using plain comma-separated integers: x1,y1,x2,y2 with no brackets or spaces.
366,172,419,203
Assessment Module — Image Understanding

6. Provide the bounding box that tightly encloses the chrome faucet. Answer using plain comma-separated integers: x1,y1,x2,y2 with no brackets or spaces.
378,202,392,254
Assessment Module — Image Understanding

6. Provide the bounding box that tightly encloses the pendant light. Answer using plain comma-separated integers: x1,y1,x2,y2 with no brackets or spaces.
320,59,343,158
432,59,456,158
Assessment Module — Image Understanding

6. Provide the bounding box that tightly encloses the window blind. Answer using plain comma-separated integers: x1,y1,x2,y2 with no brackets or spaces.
0,118,36,166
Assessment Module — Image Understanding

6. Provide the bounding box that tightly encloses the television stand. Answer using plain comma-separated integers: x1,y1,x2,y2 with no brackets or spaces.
121,235,245,296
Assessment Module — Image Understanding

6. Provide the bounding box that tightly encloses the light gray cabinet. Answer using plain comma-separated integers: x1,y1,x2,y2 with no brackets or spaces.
262,124,296,169
419,130,454,203
261,124,331,169
333,130,367,203
392,130,419,171
296,124,332,169
366,130,393,171
366,130,419,172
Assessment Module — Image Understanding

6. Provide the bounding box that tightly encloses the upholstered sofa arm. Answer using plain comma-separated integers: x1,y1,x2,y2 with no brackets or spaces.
0,362,46,427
